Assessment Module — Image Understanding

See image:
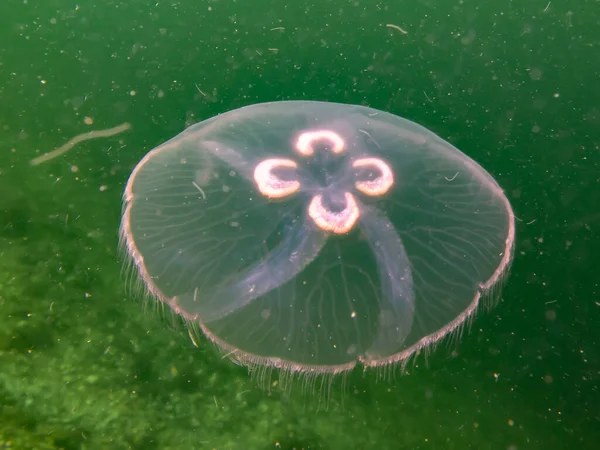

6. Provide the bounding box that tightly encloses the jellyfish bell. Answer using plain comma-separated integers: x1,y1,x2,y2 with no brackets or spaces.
120,101,515,379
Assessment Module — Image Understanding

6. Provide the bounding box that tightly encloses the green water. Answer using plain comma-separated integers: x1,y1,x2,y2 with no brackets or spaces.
1,0,598,449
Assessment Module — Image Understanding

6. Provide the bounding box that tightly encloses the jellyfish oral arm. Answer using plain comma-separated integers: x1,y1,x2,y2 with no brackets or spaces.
188,217,328,323
202,140,263,182
358,208,415,360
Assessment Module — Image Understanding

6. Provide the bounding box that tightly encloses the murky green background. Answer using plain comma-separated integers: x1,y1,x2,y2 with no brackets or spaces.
1,0,598,449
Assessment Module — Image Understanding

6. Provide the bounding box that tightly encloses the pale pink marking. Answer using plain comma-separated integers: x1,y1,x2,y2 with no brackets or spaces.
254,158,300,198
295,130,345,156
308,192,360,234
352,158,394,196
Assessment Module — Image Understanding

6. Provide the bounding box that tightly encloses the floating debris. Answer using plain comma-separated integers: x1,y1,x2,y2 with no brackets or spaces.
30,122,132,166
386,23,408,35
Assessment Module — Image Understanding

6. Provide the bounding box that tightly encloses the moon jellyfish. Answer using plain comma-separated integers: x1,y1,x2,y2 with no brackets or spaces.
120,101,515,375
